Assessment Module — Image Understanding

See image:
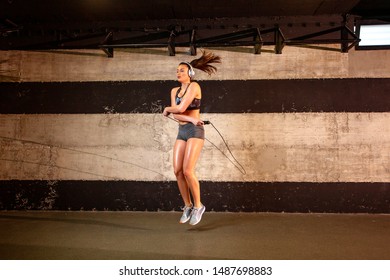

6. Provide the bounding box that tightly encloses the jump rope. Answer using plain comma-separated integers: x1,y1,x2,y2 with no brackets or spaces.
166,115,247,175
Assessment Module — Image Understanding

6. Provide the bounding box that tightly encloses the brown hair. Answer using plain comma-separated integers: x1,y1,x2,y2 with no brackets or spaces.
184,50,221,76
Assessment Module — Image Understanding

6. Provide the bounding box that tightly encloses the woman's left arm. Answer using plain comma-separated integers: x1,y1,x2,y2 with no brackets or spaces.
163,83,200,115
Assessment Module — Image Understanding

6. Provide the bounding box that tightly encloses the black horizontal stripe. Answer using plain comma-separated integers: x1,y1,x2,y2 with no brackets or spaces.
0,78,389,113
0,180,389,213
0,79,390,114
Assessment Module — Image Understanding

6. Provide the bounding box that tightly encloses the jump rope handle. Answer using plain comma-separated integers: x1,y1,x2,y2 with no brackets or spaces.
203,120,211,125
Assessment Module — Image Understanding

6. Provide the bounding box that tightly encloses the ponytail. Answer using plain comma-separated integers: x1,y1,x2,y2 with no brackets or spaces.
189,50,221,75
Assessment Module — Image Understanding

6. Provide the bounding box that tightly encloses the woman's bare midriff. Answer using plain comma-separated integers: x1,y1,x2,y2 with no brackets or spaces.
179,109,200,125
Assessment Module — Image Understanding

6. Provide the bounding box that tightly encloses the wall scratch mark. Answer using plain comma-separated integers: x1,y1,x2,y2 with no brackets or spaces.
1,158,122,180
0,135,167,180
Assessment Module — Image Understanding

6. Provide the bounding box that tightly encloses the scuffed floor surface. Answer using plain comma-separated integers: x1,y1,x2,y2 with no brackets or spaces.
0,211,389,260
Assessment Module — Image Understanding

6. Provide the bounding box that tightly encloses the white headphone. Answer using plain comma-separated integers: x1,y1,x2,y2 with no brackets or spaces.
181,62,195,78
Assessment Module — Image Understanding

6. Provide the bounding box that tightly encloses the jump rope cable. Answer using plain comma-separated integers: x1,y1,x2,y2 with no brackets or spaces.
166,115,247,175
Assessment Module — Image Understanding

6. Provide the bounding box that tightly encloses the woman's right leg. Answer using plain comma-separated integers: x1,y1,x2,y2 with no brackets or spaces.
173,139,192,206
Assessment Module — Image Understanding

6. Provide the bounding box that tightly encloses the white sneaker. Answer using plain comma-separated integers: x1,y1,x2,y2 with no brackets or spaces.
189,205,206,226
179,205,193,223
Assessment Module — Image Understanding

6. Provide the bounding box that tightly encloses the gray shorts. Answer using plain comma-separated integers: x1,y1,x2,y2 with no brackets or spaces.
177,123,205,141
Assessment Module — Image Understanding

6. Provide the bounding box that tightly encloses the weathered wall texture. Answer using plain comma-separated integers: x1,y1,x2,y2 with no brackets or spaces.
0,44,389,212
1,45,390,82
1,113,389,183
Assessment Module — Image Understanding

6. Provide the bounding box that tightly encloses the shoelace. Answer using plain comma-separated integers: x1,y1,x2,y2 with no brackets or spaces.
181,205,192,212
191,207,201,215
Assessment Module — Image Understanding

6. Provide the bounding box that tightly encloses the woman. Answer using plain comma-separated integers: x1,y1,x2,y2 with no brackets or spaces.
163,51,221,225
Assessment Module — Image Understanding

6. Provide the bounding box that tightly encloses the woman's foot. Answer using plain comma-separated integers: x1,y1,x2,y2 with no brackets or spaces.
179,205,193,223
189,204,206,225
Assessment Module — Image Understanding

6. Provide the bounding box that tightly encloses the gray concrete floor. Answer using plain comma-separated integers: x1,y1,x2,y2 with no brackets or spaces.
0,211,389,260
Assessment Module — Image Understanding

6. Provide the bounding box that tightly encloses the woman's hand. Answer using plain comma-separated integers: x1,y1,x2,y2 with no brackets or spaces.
192,118,204,126
163,108,170,117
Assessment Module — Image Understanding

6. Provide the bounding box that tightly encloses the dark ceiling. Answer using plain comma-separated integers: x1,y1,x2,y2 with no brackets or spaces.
0,0,389,52
1,0,390,22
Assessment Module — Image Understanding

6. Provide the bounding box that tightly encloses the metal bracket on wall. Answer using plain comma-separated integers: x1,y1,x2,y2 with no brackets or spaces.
190,28,264,55
3,22,360,57
99,28,187,57
99,27,270,57
284,25,360,52
101,31,114,58
168,30,176,56
0,18,23,36
3,30,108,50
190,29,197,55
274,26,285,54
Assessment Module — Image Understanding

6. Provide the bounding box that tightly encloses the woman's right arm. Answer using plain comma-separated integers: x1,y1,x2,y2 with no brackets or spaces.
163,87,184,116
172,114,204,126
164,87,203,125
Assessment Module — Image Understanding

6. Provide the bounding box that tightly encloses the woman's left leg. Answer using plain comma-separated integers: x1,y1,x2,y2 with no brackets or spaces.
183,138,204,208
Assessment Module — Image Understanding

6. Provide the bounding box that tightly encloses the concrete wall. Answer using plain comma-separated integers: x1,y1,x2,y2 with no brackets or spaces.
1,113,389,183
1,46,390,82
0,45,389,212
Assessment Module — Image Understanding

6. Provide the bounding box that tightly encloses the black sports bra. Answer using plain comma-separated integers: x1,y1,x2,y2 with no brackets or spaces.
175,83,201,110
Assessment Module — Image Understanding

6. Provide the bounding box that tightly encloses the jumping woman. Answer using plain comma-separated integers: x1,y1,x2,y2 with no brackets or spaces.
163,51,221,225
